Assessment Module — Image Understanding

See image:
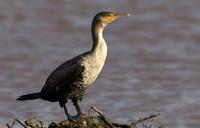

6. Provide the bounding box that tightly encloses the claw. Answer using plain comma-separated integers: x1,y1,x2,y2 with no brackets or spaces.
67,115,77,123
76,113,87,117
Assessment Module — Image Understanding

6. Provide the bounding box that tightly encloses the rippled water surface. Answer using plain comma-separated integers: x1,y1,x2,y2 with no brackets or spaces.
0,0,200,127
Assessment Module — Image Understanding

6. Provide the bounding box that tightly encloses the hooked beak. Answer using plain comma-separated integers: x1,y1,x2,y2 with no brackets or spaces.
116,12,131,17
112,12,131,22
106,12,131,24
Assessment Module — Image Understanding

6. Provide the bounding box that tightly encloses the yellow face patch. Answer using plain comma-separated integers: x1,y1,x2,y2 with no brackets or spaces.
106,16,114,23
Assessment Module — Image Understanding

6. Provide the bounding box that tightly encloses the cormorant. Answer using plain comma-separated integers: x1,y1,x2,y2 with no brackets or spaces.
17,11,130,121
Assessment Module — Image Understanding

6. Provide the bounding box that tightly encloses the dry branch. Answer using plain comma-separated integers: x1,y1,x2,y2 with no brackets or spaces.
7,106,162,128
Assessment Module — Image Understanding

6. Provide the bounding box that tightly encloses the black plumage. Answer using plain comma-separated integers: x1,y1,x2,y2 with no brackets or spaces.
17,11,130,121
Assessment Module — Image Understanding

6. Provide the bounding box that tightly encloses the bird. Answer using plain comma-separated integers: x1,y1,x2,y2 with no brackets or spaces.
17,11,130,121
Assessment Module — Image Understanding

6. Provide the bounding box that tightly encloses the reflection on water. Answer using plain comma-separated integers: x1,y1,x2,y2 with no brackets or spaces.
0,0,200,128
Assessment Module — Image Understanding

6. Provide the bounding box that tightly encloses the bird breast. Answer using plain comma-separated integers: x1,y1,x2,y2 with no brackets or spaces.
82,41,107,86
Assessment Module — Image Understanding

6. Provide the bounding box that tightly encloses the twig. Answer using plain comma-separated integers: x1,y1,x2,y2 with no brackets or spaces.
131,113,160,126
91,106,160,128
91,106,132,128
33,117,45,128
8,119,27,128
91,106,114,128
111,122,131,128
87,106,93,127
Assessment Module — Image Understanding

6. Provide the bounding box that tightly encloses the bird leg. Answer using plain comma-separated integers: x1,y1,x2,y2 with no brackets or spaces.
73,100,84,116
63,104,76,122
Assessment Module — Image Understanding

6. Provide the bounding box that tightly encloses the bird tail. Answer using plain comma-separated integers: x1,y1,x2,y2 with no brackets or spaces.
16,92,41,101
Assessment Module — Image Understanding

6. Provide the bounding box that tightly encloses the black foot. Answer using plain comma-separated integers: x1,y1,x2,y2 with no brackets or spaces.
67,115,78,123
67,114,88,126
76,112,87,117
63,104,77,123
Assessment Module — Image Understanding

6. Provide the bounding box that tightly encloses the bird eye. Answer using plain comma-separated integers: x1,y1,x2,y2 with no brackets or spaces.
106,15,113,22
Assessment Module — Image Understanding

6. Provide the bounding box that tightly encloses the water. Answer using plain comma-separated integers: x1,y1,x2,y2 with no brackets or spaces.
0,0,200,127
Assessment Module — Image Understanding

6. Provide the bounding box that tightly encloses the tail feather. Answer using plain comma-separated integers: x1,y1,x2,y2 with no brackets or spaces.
17,92,41,101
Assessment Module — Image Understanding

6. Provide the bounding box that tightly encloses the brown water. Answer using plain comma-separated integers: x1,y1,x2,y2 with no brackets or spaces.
0,0,200,127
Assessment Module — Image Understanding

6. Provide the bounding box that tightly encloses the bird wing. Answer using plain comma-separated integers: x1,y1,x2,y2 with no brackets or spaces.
41,57,84,94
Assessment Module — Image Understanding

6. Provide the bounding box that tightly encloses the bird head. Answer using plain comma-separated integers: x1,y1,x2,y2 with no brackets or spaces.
93,11,131,27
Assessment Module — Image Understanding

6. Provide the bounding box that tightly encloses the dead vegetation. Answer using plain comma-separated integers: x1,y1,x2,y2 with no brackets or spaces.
6,107,162,128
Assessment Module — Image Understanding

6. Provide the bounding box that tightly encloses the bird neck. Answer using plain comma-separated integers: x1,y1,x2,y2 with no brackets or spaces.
91,22,107,52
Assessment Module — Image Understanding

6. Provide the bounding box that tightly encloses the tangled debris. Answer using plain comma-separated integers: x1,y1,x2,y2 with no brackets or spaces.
6,107,162,128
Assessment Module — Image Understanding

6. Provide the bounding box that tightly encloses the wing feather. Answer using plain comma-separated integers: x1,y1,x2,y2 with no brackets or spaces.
41,57,84,96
